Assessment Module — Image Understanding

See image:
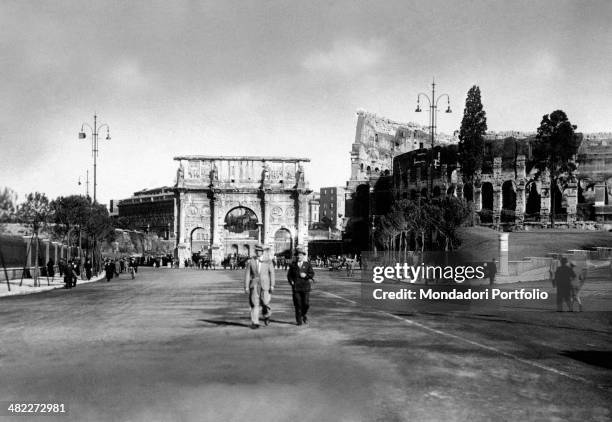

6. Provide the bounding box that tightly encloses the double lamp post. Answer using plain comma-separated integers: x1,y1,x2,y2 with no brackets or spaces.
415,79,452,197
79,114,111,204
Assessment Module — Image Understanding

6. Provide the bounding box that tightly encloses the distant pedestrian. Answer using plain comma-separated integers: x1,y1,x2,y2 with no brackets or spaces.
84,259,92,280
105,260,114,282
287,248,315,326
553,257,575,312
487,258,497,285
244,244,275,329
570,262,587,312
58,259,65,277
70,261,78,288
549,255,561,285
63,264,75,289
46,259,55,278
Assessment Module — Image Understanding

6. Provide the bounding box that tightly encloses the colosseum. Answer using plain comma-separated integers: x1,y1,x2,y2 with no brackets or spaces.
392,134,612,228
344,110,612,232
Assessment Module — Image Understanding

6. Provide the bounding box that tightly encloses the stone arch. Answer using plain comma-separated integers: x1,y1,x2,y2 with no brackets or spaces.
224,206,259,235
274,228,293,258
190,227,210,254
480,182,494,223
552,183,565,217
525,181,541,219
223,206,260,259
464,184,474,202
481,183,494,210
501,180,517,223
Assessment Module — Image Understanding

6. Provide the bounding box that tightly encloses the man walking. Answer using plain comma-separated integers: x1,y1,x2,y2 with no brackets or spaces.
487,258,497,285
244,244,275,329
553,256,576,312
287,248,315,326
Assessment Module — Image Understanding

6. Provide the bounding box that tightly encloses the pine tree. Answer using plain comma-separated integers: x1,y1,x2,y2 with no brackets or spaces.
459,86,487,184
533,110,578,227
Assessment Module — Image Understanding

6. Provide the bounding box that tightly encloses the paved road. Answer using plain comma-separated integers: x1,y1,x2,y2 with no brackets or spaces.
1,268,611,421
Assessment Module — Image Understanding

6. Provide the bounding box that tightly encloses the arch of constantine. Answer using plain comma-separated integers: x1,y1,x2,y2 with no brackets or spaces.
174,156,311,267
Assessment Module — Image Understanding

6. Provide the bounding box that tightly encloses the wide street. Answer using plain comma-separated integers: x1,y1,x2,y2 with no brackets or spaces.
1,267,611,422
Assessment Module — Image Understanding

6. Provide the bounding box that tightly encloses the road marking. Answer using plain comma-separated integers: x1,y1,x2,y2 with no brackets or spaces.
317,289,603,389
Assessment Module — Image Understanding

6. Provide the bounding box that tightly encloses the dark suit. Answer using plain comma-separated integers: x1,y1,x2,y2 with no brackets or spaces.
554,264,575,311
287,260,315,324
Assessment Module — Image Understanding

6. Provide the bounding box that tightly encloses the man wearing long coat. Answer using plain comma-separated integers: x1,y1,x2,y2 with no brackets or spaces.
244,244,275,329
287,249,315,326
553,257,575,312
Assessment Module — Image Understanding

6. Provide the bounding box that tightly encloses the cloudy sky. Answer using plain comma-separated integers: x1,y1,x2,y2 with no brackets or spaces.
1,0,611,205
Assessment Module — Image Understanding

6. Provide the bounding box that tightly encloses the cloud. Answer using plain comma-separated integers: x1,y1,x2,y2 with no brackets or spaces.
107,59,154,90
301,39,386,75
531,52,560,78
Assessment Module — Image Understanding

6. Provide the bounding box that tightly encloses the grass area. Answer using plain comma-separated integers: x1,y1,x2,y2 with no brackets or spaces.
456,226,612,261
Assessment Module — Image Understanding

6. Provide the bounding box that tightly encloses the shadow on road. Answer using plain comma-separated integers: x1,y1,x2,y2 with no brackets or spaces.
560,350,612,369
198,318,297,328
198,319,251,328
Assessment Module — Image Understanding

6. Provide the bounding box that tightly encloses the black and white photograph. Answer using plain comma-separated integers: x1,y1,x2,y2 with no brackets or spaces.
1,1,611,421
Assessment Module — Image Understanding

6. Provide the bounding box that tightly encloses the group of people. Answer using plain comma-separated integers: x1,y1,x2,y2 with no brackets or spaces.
551,256,587,312
184,256,217,270
41,258,94,289
104,257,138,282
244,244,315,329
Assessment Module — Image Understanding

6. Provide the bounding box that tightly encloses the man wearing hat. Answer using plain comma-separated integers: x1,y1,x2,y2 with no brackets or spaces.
287,248,315,326
244,243,275,329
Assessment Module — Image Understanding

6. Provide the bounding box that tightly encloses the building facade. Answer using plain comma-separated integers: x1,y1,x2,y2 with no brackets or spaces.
308,192,320,229
319,186,346,231
174,156,311,266
115,187,176,238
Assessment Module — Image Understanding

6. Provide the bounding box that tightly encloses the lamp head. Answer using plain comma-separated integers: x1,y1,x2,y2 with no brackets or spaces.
415,105,422,113
78,132,86,139
105,129,111,140
445,106,452,113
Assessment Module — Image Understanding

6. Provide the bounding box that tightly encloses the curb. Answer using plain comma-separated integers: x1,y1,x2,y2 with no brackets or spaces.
0,273,107,298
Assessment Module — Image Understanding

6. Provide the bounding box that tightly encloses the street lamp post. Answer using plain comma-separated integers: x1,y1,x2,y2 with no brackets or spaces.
78,170,90,197
79,114,111,203
415,79,452,197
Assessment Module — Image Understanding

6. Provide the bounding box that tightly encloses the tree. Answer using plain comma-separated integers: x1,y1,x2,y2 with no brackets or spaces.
533,110,578,227
431,197,472,251
458,86,487,183
0,187,18,233
50,195,91,241
16,192,52,286
51,195,114,272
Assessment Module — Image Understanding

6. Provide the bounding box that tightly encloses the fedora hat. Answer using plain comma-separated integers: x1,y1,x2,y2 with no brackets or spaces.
295,248,307,256
254,243,265,252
